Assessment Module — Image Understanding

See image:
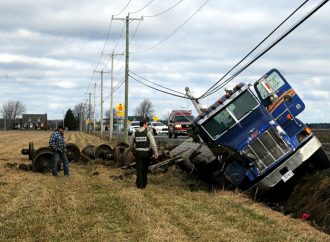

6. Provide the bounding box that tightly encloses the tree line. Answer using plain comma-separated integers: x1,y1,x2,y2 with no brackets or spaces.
1,98,171,130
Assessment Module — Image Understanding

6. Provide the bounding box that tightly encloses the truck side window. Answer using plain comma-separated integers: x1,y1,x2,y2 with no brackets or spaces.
256,72,285,100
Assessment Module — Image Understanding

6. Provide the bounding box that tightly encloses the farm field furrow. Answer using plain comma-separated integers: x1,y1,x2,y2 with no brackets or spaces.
0,131,329,241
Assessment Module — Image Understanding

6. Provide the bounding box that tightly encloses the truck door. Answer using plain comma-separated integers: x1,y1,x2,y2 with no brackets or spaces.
253,69,305,120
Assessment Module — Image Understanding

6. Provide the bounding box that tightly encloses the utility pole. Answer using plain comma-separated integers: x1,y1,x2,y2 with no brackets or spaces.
101,70,104,136
87,92,92,133
109,51,124,142
94,70,110,136
80,105,83,132
93,82,96,132
112,14,143,142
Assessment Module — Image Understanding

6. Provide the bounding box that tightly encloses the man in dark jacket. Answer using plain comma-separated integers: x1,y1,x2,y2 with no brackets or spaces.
49,125,69,176
129,120,158,189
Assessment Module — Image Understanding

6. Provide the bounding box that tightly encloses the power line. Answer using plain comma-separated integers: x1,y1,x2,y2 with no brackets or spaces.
112,25,125,52
129,70,186,95
86,17,114,93
130,19,142,45
114,77,125,92
200,0,329,99
113,0,132,16
200,0,310,99
129,74,190,99
144,0,184,17
129,0,155,14
131,0,210,54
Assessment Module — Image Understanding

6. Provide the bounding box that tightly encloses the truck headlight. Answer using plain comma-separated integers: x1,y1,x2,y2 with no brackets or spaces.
175,124,182,129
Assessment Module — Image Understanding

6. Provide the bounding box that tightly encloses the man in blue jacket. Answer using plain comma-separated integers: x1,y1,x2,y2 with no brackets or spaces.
49,125,69,176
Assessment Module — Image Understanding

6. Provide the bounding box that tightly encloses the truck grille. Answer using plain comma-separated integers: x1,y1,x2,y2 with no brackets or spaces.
243,127,290,173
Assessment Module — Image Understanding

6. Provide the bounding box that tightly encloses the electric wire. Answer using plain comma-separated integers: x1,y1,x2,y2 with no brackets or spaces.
86,17,114,93
131,0,210,54
112,25,125,52
113,0,132,16
130,19,142,45
144,0,184,17
88,0,131,93
129,0,155,14
200,0,310,99
129,74,190,99
114,77,125,92
200,0,329,99
129,70,186,95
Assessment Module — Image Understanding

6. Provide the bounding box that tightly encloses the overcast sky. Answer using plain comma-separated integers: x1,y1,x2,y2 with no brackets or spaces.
0,0,329,123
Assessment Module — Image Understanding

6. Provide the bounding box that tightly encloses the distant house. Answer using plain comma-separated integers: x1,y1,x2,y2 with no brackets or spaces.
22,114,48,129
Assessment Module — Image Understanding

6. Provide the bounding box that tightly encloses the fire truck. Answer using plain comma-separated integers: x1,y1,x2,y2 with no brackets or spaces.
168,110,194,138
187,69,330,195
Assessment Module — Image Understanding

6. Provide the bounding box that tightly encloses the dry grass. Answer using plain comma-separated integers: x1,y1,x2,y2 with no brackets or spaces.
0,131,329,241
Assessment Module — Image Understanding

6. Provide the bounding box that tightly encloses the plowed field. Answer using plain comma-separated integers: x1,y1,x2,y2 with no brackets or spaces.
0,131,329,241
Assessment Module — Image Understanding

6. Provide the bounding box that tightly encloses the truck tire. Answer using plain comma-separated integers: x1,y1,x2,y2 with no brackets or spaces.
312,148,330,170
174,132,177,139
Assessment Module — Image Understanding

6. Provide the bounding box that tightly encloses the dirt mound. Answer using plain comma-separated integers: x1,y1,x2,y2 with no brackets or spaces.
285,168,330,233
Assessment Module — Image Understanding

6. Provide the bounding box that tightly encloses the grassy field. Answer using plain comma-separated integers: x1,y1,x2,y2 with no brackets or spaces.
0,131,329,241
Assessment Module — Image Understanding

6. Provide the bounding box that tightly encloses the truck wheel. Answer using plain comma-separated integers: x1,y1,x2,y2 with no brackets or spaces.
312,148,330,170
168,131,172,138
174,133,177,139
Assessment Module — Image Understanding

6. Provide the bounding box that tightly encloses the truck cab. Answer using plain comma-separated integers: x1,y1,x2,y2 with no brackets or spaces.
190,69,329,195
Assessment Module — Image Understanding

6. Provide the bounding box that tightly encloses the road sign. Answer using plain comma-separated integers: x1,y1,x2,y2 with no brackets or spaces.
116,103,125,112
117,111,124,117
153,116,159,122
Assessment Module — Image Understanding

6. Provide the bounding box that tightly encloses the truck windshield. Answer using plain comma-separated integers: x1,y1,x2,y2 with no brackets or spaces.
175,115,194,122
202,90,259,139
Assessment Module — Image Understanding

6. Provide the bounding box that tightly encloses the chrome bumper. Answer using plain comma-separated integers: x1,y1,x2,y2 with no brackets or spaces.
249,136,322,195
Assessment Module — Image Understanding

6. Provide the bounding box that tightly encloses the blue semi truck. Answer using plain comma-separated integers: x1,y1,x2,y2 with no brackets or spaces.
187,69,330,195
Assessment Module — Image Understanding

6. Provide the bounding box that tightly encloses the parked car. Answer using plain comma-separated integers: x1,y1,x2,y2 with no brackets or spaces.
128,121,140,135
148,122,168,135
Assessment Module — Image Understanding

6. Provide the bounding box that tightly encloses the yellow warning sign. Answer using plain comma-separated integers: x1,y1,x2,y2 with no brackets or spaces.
116,103,125,112
116,111,124,117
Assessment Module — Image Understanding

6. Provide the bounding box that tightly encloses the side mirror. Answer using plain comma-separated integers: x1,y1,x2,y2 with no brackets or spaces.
283,94,293,103
270,94,278,103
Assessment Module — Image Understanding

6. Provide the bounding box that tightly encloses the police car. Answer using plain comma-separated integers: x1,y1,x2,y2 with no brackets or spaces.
148,122,168,135
128,121,140,135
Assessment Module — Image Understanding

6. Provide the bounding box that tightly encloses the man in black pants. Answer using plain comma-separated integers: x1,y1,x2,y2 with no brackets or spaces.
130,120,158,189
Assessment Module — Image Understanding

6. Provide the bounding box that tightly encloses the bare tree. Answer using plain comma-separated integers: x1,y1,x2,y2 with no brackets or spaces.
135,99,154,119
73,103,86,121
73,103,93,131
1,100,26,128
161,111,171,123
105,108,116,121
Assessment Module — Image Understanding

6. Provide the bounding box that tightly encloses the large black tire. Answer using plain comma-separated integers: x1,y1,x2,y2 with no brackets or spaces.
312,148,330,170
32,147,54,172
174,132,177,139
28,142,35,161
66,143,81,162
